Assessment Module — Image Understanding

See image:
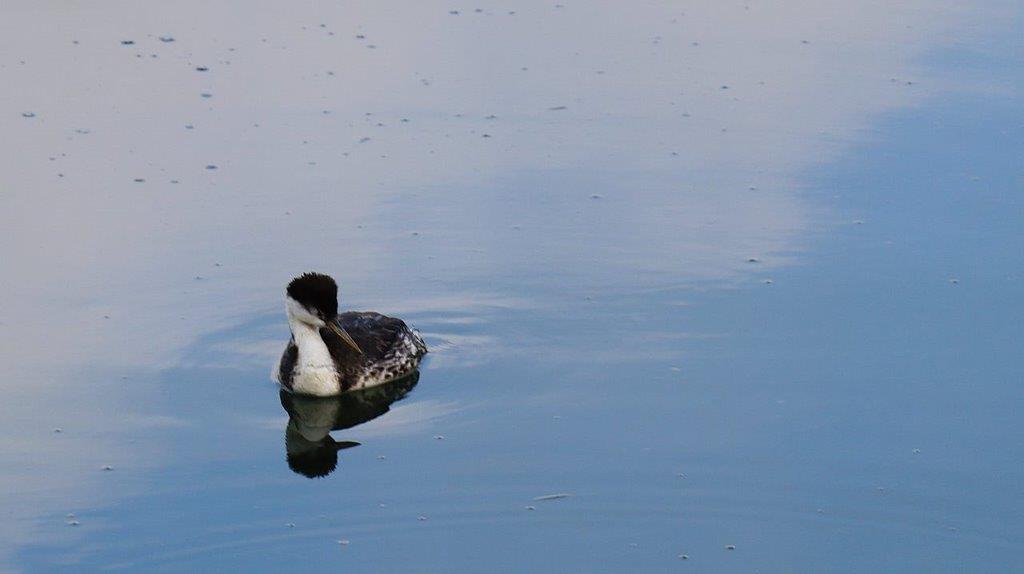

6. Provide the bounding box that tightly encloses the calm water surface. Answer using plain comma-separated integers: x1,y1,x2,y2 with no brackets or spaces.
1,1,1022,572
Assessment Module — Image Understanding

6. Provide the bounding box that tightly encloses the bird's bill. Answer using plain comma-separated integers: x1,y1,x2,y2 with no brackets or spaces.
328,322,364,354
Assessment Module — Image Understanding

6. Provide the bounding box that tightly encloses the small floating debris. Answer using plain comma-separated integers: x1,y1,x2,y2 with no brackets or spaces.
762,279,773,285
417,515,428,521
101,465,114,471
548,105,567,111
853,219,865,225
120,40,135,45
948,279,959,284
195,66,209,72
133,178,145,183
200,93,213,98
533,493,571,501
285,522,295,528
337,539,350,546
21,112,36,118
449,10,459,15
66,520,80,527
590,194,602,199
376,455,386,460
912,448,922,453
525,505,536,511
159,36,175,42
725,544,736,551
54,428,63,433
358,136,371,143
433,435,445,440
678,554,689,560
204,164,218,170
747,258,759,263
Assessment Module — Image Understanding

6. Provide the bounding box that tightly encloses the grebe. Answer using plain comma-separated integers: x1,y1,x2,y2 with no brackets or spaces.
273,272,427,396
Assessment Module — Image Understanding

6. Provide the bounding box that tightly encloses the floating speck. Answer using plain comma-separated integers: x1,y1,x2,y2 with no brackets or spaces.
359,137,371,144
548,105,567,111
337,539,350,546
195,66,209,72
853,219,865,225
417,515,428,521
170,179,179,184
433,435,445,440
133,178,145,183
725,544,736,551
590,194,601,199
66,513,75,518
67,520,80,527
948,279,959,284
120,40,135,45
913,448,922,453
678,554,689,560
762,279,773,285
355,34,365,39
747,258,759,263
525,505,536,511
200,93,212,98
101,465,113,471
377,455,387,460
449,10,459,15
159,36,175,42
205,164,218,170
53,428,63,433
285,522,295,528
533,493,571,501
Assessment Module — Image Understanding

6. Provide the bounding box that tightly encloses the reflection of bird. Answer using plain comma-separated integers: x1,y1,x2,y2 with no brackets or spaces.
281,373,419,478
273,272,427,396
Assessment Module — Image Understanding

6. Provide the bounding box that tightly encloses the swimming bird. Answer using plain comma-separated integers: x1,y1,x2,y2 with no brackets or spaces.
273,272,427,396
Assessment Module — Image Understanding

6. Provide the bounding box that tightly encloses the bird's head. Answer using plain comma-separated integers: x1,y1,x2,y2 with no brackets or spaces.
285,272,362,354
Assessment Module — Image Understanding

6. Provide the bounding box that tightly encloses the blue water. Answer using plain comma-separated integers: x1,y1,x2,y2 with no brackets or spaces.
2,1,1022,572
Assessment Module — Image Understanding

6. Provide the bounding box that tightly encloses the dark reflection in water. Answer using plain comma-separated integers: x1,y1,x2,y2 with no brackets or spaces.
280,372,419,478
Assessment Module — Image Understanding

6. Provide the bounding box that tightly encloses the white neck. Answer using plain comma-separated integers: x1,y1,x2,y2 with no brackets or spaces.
286,311,340,396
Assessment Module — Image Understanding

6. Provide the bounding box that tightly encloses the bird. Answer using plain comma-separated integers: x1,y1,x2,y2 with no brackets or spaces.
273,272,427,396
